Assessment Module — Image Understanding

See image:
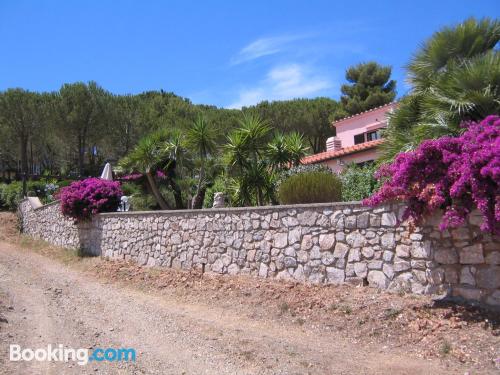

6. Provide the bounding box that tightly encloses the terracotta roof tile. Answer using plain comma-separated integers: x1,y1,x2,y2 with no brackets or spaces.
332,102,398,126
302,139,384,164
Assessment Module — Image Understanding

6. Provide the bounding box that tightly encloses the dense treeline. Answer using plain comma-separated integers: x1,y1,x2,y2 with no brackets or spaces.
0,87,241,179
0,87,341,179
0,60,397,181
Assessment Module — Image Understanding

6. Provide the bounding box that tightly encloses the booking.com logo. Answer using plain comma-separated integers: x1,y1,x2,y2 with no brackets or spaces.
10,344,136,366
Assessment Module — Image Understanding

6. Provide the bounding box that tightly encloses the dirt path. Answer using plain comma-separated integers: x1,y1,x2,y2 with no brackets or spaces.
0,240,472,375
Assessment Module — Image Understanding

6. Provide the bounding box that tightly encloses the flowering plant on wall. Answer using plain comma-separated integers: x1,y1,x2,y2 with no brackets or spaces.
59,178,123,221
364,115,500,234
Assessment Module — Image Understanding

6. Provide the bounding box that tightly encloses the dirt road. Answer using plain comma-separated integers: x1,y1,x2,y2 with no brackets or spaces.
0,238,478,375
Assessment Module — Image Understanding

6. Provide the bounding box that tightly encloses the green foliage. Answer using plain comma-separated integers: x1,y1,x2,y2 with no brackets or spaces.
186,116,218,208
223,114,309,206
245,97,341,153
267,132,309,170
275,164,332,190
382,17,500,162
340,62,396,115
121,182,142,197
0,179,69,210
203,175,228,208
278,171,342,204
340,163,380,201
0,182,23,210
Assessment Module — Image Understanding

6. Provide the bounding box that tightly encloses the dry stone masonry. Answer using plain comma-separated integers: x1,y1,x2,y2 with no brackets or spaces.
19,199,499,308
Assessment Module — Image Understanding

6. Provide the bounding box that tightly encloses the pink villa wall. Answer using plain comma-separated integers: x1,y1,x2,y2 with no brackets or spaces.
324,148,382,173
334,103,397,147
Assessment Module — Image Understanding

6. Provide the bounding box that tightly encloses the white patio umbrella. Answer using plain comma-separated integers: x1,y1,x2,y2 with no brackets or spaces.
100,162,113,180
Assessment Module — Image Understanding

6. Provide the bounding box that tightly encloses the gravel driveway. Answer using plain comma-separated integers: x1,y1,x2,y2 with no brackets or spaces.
0,240,472,375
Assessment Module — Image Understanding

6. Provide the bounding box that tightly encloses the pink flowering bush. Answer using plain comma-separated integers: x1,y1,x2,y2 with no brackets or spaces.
364,115,500,234
59,178,123,221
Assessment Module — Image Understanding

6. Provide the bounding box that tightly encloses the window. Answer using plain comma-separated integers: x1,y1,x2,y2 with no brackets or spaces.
367,130,380,141
354,133,365,145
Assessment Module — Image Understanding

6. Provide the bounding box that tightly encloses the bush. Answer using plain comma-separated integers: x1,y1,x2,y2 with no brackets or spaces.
0,179,78,211
59,178,123,221
364,115,500,233
278,171,342,204
203,176,228,208
129,193,157,211
276,164,332,190
121,182,141,197
340,163,380,201
0,181,23,210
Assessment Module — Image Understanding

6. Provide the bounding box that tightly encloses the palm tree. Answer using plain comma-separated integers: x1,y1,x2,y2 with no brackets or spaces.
224,114,309,206
267,132,289,171
225,113,271,206
119,132,171,209
185,116,217,209
381,17,500,162
283,132,308,167
267,131,308,170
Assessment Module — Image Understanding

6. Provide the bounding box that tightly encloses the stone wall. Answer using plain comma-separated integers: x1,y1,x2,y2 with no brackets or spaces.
18,199,80,249
18,199,499,308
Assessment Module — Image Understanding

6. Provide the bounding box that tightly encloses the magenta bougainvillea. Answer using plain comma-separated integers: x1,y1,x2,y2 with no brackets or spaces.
59,178,123,221
364,115,500,234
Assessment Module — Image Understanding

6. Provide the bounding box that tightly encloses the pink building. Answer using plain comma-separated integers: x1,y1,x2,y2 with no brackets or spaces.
302,102,398,173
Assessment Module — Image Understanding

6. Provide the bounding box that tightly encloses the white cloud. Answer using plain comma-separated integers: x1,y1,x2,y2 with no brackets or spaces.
230,34,308,65
228,64,332,108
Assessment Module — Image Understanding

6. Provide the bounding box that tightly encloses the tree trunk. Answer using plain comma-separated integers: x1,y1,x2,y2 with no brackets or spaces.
20,136,28,177
167,177,184,209
145,171,170,210
191,163,205,209
191,186,207,209
256,187,263,207
77,135,85,177
125,122,131,155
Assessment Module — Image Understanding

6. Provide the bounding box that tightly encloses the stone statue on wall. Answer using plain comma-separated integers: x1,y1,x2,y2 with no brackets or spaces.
212,192,225,208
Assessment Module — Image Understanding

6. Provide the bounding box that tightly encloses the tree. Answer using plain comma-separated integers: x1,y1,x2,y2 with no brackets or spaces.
185,116,217,209
107,94,143,157
267,132,308,171
0,89,50,180
340,62,396,115
225,114,309,206
57,82,108,176
246,98,341,153
381,17,500,162
225,114,272,206
120,133,170,209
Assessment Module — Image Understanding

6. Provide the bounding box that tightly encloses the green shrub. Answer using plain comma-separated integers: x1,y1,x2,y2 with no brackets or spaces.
203,176,228,208
0,181,23,210
121,182,141,197
340,163,380,202
129,193,157,211
0,184,7,210
278,171,342,204
275,164,332,191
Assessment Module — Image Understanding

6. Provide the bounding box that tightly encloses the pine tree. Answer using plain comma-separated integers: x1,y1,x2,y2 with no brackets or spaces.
340,62,396,115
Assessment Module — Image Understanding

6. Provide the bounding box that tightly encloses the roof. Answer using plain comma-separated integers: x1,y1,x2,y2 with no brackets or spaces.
301,139,384,164
332,102,398,126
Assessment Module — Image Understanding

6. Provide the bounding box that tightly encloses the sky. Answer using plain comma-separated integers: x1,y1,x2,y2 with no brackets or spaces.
0,0,498,108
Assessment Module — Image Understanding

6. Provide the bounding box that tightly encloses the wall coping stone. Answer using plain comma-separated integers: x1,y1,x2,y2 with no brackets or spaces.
21,198,368,216
97,201,367,218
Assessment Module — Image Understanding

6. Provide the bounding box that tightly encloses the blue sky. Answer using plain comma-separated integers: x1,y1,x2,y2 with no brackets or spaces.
0,1,497,108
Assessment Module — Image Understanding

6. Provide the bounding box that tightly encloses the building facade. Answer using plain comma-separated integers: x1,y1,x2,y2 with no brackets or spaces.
302,102,398,173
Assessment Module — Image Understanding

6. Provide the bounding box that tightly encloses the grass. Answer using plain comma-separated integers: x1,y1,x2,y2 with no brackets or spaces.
279,302,290,315
327,302,352,315
384,308,402,320
439,341,452,356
